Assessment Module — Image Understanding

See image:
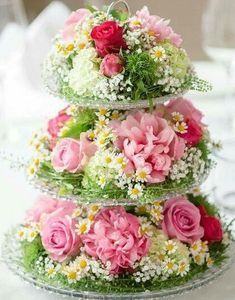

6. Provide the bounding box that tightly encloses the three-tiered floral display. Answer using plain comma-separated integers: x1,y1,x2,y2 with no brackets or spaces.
2,2,234,299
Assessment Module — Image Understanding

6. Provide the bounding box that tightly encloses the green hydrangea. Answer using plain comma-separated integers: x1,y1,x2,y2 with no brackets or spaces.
161,41,190,80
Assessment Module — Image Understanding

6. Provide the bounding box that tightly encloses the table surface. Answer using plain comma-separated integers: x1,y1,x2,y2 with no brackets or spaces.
1,61,235,300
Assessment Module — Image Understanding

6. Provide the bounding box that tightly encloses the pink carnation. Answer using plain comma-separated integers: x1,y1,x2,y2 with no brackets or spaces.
48,107,70,139
82,207,150,274
62,8,91,42
109,111,185,183
51,133,97,173
41,201,81,262
166,98,204,145
162,196,204,244
129,6,182,47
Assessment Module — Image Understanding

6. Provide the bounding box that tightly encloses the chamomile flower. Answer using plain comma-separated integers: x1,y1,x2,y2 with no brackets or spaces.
157,251,166,262
150,46,166,62
76,219,91,235
150,205,163,223
98,175,106,189
115,154,128,170
87,130,96,141
96,108,110,118
139,217,154,237
16,227,27,241
190,240,202,256
128,183,143,199
65,267,79,284
164,240,178,254
135,205,149,214
111,110,121,120
74,256,90,273
27,163,37,177
96,116,109,128
177,259,190,277
174,121,188,134
206,254,214,267
136,167,150,182
103,152,115,167
72,207,83,218
27,230,38,242
88,204,100,214
200,241,209,254
171,112,184,122
193,253,205,266
162,258,177,274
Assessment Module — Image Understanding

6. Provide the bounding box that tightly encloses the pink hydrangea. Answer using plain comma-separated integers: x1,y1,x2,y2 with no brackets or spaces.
109,111,185,183
48,107,70,139
129,6,182,47
82,207,150,274
62,8,91,42
41,201,81,262
162,196,204,244
165,98,204,146
51,133,97,173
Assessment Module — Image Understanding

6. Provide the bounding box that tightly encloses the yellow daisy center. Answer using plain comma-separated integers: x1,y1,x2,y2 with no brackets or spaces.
132,20,141,26
105,157,112,164
68,271,77,280
138,206,147,214
79,260,88,269
79,223,87,234
47,268,55,275
78,42,86,49
66,44,74,51
148,31,156,36
166,243,174,252
132,188,140,195
138,170,147,179
166,262,174,270
154,50,162,58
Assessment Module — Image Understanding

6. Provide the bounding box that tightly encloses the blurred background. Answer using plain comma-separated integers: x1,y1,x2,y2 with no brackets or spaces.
1,1,235,298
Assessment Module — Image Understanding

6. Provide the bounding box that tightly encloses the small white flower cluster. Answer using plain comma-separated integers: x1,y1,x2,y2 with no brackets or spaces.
157,65,187,94
27,131,50,177
135,201,164,226
169,147,206,183
17,223,40,242
190,240,214,267
94,74,133,102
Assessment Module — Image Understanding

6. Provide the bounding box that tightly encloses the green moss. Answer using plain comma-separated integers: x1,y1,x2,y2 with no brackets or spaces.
21,236,44,272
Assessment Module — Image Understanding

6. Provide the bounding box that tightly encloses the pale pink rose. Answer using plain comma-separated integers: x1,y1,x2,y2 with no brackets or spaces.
109,111,185,183
82,207,150,274
129,6,182,47
51,133,97,173
48,107,70,139
166,98,204,146
25,195,59,223
62,8,91,42
41,201,80,262
162,196,204,244
100,54,124,77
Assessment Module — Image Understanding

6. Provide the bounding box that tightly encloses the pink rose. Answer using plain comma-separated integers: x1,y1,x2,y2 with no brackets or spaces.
41,201,81,262
100,54,123,77
62,8,91,42
109,111,185,183
25,196,59,223
51,133,97,173
166,98,204,146
82,207,150,274
48,107,70,139
129,6,182,47
162,196,204,244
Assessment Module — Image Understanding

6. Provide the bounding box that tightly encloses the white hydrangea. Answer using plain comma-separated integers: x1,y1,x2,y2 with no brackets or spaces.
68,48,101,97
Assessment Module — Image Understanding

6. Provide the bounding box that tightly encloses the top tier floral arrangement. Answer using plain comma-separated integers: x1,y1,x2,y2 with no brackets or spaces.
43,3,211,109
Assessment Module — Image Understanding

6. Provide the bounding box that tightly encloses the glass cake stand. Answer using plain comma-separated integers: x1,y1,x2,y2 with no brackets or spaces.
2,228,235,300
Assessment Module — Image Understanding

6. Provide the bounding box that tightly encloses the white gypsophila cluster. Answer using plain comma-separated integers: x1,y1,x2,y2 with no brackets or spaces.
169,147,206,183
133,256,161,283
94,73,133,102
68,48,101,97
43,48,70,92
89,259,114,282
124,29,144,49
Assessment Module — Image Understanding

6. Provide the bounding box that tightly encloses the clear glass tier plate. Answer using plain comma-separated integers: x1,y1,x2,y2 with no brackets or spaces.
28,169,210,206
45,83,187,110
2,228,234,300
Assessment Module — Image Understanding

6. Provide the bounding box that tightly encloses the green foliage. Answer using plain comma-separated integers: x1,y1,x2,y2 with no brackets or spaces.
187,193,219,216
124,52,158,100
197,139,211,161
61,109,96,139
110,9,129,22
190,76,212,92
21,236,44,272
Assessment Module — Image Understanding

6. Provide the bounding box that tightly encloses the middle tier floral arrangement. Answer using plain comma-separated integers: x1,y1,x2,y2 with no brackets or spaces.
28,98,215,203
43,6,211,107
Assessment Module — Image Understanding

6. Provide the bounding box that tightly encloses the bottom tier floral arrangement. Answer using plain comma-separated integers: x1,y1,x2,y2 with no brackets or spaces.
3,193,234,298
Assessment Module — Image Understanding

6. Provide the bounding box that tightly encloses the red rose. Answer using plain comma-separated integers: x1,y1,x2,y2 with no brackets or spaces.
198,205,223,243
179,118,203,146
91,21,127,57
